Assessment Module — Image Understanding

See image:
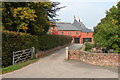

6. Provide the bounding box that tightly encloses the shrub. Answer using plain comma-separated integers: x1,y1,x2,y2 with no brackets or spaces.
85,42,94,52
2,31,72,67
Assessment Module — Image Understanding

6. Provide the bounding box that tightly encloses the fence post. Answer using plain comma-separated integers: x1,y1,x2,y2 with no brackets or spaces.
13,52,14,65
66,47,69,60
32,47,35,59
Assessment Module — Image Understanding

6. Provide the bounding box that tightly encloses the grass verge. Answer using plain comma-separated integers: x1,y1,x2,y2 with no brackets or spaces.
2,59,39,74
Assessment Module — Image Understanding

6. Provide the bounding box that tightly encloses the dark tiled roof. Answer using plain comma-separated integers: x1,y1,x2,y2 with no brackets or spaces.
56,19,93,32
56,23,79,31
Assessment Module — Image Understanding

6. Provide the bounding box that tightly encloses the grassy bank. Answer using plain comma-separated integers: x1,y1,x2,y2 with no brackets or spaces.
2,59,39,74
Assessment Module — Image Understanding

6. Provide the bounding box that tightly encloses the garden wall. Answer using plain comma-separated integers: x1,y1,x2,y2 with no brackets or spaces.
68,50,119,66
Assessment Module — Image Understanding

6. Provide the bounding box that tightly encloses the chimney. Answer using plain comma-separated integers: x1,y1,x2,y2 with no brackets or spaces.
74,16,76,20
79,19,80,22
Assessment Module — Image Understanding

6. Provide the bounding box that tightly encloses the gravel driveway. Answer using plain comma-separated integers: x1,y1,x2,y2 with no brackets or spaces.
3,44,118,78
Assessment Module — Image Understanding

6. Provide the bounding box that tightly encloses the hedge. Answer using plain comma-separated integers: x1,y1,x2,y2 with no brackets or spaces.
39,35,72,51
2,31,39,67
2,31,72,67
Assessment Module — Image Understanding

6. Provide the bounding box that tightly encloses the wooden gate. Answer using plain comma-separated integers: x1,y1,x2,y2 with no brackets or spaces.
13,47,35,65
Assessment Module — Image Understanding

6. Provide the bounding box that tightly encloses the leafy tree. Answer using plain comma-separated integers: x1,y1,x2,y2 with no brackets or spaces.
2,2,63,35
93,1,120,53
13,7,37,32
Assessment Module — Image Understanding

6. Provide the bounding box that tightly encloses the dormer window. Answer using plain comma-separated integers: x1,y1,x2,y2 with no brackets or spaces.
87,32,89,34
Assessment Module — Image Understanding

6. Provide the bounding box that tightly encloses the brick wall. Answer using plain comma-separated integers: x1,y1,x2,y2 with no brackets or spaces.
68,50,119,66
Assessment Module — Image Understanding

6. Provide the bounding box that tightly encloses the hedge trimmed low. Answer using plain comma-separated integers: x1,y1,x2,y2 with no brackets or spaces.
38,35,72,51
2,31,72,67
2,31,39,67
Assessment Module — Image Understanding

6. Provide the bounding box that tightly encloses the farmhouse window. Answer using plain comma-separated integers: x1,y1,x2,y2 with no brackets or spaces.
68,32,71,35
76,32,79,35
61,32,64,35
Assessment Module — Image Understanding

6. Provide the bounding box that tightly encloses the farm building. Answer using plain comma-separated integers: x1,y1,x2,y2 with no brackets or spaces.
49,17,94,44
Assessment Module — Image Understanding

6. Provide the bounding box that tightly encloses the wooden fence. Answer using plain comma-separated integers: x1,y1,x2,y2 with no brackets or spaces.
13,47,35,65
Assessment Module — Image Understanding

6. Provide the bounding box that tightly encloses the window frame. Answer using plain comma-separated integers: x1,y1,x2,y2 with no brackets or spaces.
61,32,64,35
76,32,79,35
68,32,71,35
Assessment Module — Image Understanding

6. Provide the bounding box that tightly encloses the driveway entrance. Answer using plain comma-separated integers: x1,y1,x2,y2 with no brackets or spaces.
3,44,118,78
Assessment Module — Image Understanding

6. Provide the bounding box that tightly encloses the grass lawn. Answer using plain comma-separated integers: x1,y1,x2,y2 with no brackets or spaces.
1,59,39,74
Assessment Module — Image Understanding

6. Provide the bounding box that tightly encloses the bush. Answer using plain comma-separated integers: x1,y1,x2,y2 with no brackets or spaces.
2,31,72,67
85,42,94,52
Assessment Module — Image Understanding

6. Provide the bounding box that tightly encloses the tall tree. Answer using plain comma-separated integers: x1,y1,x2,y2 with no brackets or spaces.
93,1,120,53
2,2,63,35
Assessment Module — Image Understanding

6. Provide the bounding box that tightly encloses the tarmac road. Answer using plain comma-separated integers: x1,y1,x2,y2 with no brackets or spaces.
3,44,118,78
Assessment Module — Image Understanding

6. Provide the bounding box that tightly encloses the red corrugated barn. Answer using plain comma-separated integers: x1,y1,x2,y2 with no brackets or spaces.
49,17,94,44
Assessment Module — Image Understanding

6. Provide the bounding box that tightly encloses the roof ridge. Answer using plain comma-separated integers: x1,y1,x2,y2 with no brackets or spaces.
56,22,71,24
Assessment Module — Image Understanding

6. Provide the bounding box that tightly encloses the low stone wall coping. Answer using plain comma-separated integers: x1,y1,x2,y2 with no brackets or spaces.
68,50,119,66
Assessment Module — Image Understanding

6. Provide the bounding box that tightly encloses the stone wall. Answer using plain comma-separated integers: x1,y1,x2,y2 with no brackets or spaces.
68,50,119,66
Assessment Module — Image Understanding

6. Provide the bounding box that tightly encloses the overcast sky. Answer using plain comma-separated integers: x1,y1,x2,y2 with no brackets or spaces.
51,0,118,29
